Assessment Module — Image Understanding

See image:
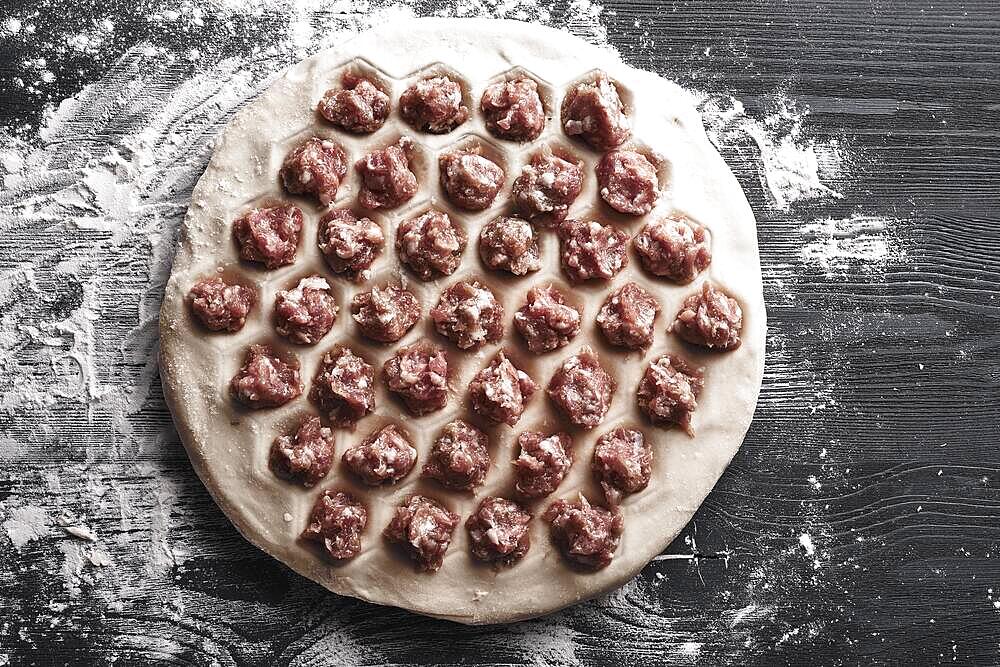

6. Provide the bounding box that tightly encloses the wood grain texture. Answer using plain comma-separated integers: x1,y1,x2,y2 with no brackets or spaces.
1,0,999,664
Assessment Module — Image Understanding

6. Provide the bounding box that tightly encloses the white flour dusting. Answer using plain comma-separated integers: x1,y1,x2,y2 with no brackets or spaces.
0,0,893,660
800,214,901,275
701,93,846,211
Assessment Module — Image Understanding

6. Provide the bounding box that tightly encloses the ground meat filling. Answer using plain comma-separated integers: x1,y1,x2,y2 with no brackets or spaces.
466,497,532,566
514,431,573,499
316,208,385,282
438,149,505,211
301,490,367,561
596,150,659,216
422,420,491,491
480,78,545,142
355,139,419,210
636,353,704,435
633,215,712,283
672,282,744,350
273,276,338,345
430,280,504,350
318,72,391,134
596,281,660,350
232,204,303,269
513,285,582,354
479,216,541,276
469,352,537,426
557,218,629,283
350,284,420,343
560,72,630,151
547,347,615,429
309,347,375,427
543,494,623,570
229,344,302,409
279,137,348,207
384,495,460,572
382,340,449,415
188,276,254,333
342,423,417,485
396,210,465,281
399,75,469,133
269,416,336,487
592,427,651,506
512,148,584,227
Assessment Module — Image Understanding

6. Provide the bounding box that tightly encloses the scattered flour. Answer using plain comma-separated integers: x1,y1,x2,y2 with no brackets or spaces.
800,214,901,274
701,93,845,211
0,0,886,660
3,505,50,549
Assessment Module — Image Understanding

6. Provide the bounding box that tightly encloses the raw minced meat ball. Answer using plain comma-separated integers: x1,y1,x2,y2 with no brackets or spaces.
633,215,711,283
273,276,338,345
383,495,460,572
229,344,302,409
543,493,623,570
316,208,384,282
188,276,254,332
671,282,743,350
399,76,469,133
547,347,615,429
318,72,391,134
232,204,303,269
636,353,704,435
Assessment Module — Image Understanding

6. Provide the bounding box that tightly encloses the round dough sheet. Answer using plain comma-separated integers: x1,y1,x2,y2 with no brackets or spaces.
159,17,766,624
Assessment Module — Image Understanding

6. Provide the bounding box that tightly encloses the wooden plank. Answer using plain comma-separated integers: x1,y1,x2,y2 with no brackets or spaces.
1,0,999,664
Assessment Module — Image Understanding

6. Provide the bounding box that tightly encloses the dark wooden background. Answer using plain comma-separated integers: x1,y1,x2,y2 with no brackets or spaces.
1,0,999,664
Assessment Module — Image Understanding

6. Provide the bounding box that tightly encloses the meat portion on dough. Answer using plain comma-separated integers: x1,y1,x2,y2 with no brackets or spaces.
399,76,469,133
309,346,375,428
543,494,623,570
318,72,391,134
269,415,336,487
421,420,491,491
557,218,629,283
468,352,537,427
273,276,338,345
466,496,532,566
636,353,704,435
633,215,711,283
671,282,743,350
350,283,420,343
229,344,302,409
591,426,651,506
547,347,615,429
316,208,385,282
232,204,303,269
430,280,504,350
355,139,418,210
342,423,417,486
382,339,449,416
596,281,660,350
188,276,254,333
513,285,582,354
383,495,460,572
301,490,367,561
480,77,545,142
514,430,573,499
560,71,630,151
438,148,505,211
595,149,659,216
478,215,541,276
512,148,583,227
396,209,465,281
279,137,348,206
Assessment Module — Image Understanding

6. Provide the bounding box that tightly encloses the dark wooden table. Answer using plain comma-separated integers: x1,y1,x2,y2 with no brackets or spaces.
1,1,998,664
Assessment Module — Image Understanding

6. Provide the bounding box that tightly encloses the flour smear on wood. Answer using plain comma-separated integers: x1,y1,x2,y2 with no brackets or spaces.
0,0,898,660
